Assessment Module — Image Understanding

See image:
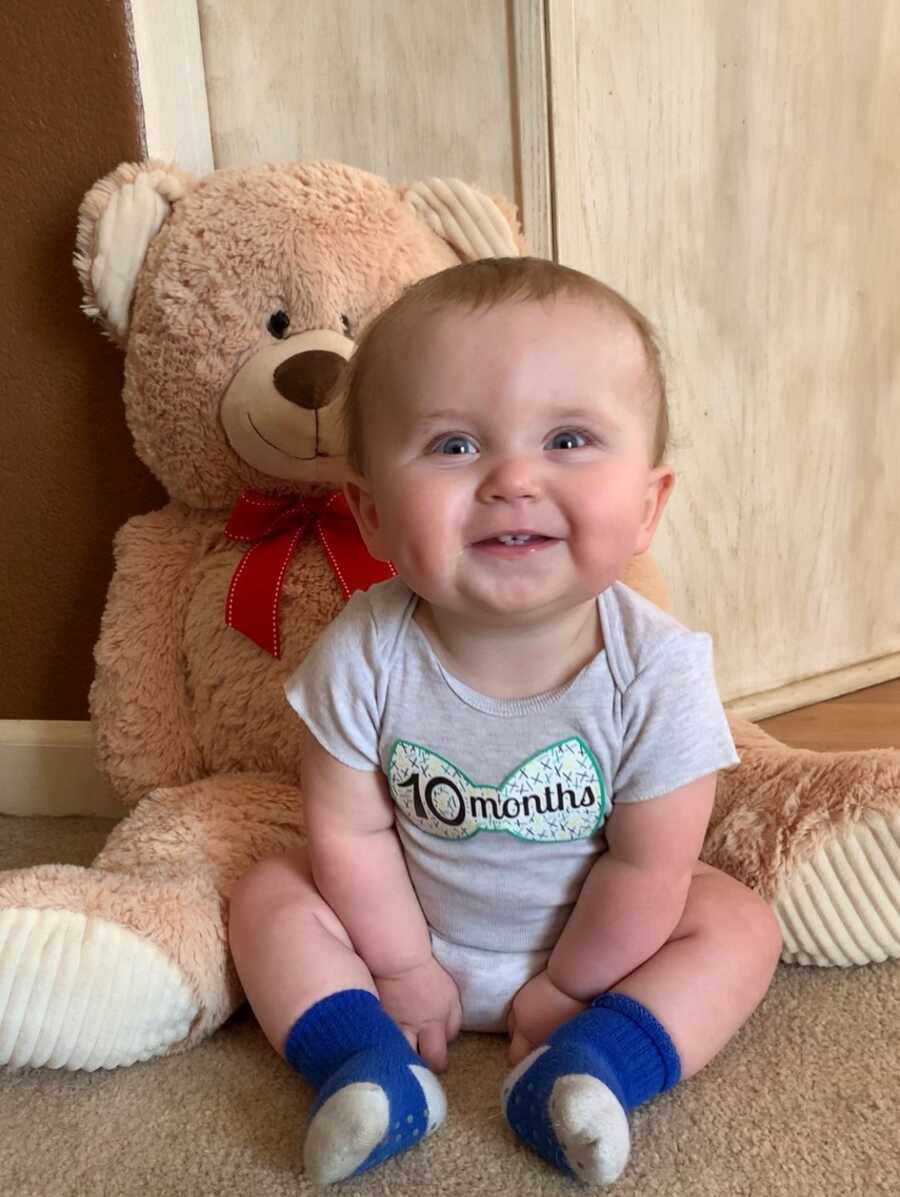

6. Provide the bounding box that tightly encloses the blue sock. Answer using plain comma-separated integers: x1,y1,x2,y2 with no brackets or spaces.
283,989,445,1184
502,993,681,1184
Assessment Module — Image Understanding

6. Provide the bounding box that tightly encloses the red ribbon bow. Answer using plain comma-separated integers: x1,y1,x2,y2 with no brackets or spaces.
223,488,395,658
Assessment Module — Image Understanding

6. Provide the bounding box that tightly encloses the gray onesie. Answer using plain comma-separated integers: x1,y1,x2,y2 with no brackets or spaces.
285,578,739,1031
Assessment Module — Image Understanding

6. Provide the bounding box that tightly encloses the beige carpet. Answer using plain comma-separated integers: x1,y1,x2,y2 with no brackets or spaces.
1,815,897,1197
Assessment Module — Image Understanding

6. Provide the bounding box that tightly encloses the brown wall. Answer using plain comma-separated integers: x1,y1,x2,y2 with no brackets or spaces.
0,1,166,720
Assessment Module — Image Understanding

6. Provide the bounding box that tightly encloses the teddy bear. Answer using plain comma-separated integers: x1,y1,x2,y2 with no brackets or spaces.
0,159,896,1074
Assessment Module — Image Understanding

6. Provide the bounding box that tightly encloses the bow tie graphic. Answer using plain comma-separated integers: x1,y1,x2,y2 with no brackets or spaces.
388,737,608,843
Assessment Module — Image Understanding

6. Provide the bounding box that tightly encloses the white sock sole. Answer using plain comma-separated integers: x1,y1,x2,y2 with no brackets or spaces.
303,1063,446,1185
550,1073,631,1185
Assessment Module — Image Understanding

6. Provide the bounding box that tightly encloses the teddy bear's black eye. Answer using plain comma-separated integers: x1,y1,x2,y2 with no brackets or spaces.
340,314,352,335
267,310,290,339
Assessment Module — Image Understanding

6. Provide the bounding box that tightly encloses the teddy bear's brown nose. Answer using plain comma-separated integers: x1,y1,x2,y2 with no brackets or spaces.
273,350,345,410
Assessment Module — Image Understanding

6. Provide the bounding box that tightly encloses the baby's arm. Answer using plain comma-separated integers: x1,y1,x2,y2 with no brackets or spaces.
546,773,717,1000
302,728,461,1066
509,773,717,1056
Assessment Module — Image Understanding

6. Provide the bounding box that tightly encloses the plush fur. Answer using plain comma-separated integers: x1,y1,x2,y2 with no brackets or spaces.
0,160,896,1073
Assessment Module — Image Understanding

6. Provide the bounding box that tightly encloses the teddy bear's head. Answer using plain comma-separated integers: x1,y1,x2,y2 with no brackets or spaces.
75,160,524,509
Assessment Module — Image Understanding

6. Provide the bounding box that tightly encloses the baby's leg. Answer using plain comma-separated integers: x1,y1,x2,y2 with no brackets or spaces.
502,864,782,1185
229,848,445,1184
606,861,783,1078
229,846,374,1050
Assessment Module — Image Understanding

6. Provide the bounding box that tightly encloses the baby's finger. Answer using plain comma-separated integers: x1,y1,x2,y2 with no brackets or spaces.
447,998,463,1043
508,1029,533,1067
417,1022,449,1073
398,1024,418,1055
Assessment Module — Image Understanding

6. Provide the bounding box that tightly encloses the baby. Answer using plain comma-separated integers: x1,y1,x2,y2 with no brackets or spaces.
229,257,782,1187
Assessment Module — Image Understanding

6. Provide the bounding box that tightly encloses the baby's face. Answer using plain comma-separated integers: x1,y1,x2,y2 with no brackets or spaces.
346,296,673,626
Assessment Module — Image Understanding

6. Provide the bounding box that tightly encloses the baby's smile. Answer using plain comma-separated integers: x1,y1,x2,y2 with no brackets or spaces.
470,531,561,558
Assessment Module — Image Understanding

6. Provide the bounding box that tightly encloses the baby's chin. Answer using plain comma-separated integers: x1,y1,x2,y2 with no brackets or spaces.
431,589,596,628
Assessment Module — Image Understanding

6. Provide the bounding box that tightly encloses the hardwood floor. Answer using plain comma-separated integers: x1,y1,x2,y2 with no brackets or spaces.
758,677,900,751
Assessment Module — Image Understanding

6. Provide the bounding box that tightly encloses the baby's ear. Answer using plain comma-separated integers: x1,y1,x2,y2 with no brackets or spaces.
403,177,529,261
74,159,196,347
343,474,391,563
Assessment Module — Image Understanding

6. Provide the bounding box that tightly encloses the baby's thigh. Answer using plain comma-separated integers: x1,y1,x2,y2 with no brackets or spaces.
430,932,551,1034
230,846,354,949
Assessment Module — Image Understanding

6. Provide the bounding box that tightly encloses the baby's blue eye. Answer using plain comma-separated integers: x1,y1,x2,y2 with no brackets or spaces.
434,434,478,456
547,429,588,450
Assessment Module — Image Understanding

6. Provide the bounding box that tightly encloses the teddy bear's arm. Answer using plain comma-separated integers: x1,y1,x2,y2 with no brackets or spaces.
90,503,211,806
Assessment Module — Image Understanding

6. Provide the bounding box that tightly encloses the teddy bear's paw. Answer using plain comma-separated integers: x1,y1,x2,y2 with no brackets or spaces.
774,808,900,967
0,907,199,1070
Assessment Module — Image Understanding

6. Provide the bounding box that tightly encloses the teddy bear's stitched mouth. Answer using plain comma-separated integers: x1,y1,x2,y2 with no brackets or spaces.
246,412,320,462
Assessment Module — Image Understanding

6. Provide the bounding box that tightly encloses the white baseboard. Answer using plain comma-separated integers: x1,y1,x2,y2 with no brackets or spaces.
6,651,898,819
725,651,900,722
0,721,122,818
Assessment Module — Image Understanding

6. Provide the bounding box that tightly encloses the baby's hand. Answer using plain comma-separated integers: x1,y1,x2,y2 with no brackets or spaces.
374,956,463,1073
507,970,589,1066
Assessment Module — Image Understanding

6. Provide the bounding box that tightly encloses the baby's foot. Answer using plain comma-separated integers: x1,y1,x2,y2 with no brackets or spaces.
285,990,448,1184
501,994,681,1185
304,1052,445,1184
501,1044,630,1185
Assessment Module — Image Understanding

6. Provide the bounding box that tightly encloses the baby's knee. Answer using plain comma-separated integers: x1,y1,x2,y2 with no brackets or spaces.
229,848,318,930
693,871,783,969
720,880,783,969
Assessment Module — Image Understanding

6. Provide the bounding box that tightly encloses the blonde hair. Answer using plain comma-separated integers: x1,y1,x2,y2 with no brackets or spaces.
341,256,669,472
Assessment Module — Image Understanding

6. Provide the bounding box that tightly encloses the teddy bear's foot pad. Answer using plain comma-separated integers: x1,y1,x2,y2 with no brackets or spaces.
775,809,900,966
0,908,198,1070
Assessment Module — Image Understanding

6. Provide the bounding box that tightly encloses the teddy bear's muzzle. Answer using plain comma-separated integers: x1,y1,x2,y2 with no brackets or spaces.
219,330,352,480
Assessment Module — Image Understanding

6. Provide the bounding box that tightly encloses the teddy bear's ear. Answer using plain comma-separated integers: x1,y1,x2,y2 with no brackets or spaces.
404,177,526,261
74,159,197,346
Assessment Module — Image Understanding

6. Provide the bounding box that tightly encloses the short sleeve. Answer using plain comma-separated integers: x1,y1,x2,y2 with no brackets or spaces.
613,631,739,805
283,590,383,772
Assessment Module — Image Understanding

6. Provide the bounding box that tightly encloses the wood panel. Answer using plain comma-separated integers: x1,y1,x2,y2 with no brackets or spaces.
549,0,900,703
197,0,552,254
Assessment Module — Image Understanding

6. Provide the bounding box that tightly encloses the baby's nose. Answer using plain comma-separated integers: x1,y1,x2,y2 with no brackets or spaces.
478,455,542,502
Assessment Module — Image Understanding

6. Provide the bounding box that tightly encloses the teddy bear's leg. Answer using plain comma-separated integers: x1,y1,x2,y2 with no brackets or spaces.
705,717,900,967
0,773,304,1071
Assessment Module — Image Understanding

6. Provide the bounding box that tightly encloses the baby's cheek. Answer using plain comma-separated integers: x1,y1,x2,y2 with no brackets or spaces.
384,510,446,586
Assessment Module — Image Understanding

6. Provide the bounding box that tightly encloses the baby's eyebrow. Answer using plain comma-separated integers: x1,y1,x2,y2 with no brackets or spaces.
413,403,616,424
411,408,474,426
550,406,613,422
543,404,629,433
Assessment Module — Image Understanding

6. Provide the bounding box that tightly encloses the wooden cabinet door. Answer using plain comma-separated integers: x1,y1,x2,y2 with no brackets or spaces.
547,0,900,712
197,0,552,246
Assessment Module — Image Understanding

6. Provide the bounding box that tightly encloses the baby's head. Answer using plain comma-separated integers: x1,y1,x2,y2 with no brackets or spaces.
343,257,670,476
339,257,675,621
